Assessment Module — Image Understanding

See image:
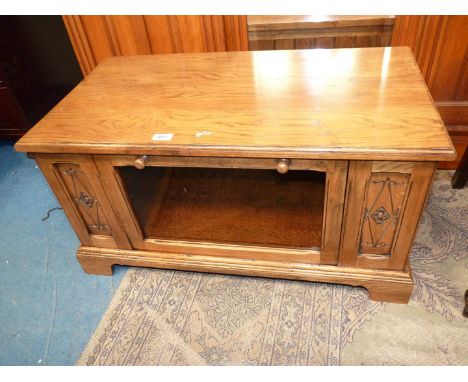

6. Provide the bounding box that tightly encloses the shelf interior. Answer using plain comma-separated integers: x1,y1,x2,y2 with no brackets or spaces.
118,166,325,249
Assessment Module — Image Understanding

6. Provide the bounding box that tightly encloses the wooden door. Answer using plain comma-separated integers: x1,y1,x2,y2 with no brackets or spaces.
63,16,248,76
392,16,468,168
339,161,436,271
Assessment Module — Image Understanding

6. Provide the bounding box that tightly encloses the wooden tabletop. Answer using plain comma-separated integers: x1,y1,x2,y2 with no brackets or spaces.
16,47,456,161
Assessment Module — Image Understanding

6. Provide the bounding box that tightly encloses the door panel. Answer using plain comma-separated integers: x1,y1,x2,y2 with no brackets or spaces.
339,160,436,270
35,154,131,249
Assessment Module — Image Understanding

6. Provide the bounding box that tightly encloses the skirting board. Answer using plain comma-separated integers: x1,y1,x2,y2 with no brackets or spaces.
77,246,414,304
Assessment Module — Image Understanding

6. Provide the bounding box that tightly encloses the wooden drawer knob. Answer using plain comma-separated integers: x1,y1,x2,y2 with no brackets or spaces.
134,155,149,169
277,159,290,174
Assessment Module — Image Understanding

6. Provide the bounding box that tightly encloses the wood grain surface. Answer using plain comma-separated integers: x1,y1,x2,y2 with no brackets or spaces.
16,47,455,161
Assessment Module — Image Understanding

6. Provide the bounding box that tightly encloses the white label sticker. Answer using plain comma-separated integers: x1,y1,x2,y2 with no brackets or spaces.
152,133,173,141
195,131,212,138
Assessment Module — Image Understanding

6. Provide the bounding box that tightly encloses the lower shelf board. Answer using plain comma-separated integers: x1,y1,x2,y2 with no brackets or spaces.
77,246,414,304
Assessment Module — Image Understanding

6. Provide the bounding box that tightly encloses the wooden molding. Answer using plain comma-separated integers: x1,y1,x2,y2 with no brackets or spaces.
437,101,468,126
62,16,97,76
77,245,414,303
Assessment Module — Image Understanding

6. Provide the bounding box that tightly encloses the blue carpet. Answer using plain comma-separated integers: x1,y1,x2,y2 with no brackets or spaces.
0,141,127,365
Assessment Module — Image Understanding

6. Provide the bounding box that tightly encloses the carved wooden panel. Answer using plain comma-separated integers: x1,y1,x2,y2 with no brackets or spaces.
339,161,436,271
63,16,249,76
359,173,410,256
54,163,112,236
35,154,131,249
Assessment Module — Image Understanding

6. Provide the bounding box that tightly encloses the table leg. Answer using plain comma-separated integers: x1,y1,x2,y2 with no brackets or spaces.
451,148,468,189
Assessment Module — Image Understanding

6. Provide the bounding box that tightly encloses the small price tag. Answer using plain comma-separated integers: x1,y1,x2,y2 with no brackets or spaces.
152,133,173,141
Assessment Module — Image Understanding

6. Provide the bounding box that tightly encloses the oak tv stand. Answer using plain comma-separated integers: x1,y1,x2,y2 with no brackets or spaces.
15,47,456,303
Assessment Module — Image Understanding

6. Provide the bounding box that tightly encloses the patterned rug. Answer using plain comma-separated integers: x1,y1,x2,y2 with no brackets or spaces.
77,171,468,365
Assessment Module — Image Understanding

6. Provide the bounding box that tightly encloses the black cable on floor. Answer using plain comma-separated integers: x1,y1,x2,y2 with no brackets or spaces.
41,207,63,221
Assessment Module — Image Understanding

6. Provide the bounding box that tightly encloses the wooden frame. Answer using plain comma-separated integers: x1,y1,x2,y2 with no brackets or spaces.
34,153,420,303
93,155,347,266
31,153,422,304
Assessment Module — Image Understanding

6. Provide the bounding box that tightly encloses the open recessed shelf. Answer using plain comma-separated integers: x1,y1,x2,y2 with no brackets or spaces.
118,166,325,249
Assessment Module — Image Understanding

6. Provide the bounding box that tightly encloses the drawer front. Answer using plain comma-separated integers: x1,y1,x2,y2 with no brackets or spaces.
35,154,131,249
94,155,348,265
339,160,436,270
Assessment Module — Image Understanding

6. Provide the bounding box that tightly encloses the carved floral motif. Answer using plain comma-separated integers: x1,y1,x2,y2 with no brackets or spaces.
360,175,409,255
61,166,111,234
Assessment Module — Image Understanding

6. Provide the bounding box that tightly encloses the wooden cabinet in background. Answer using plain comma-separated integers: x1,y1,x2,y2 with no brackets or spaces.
0,18,31,139
392,15,468,169
247,15,395,50
63,16,248,76
0,70,30,139
0,16,82,140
